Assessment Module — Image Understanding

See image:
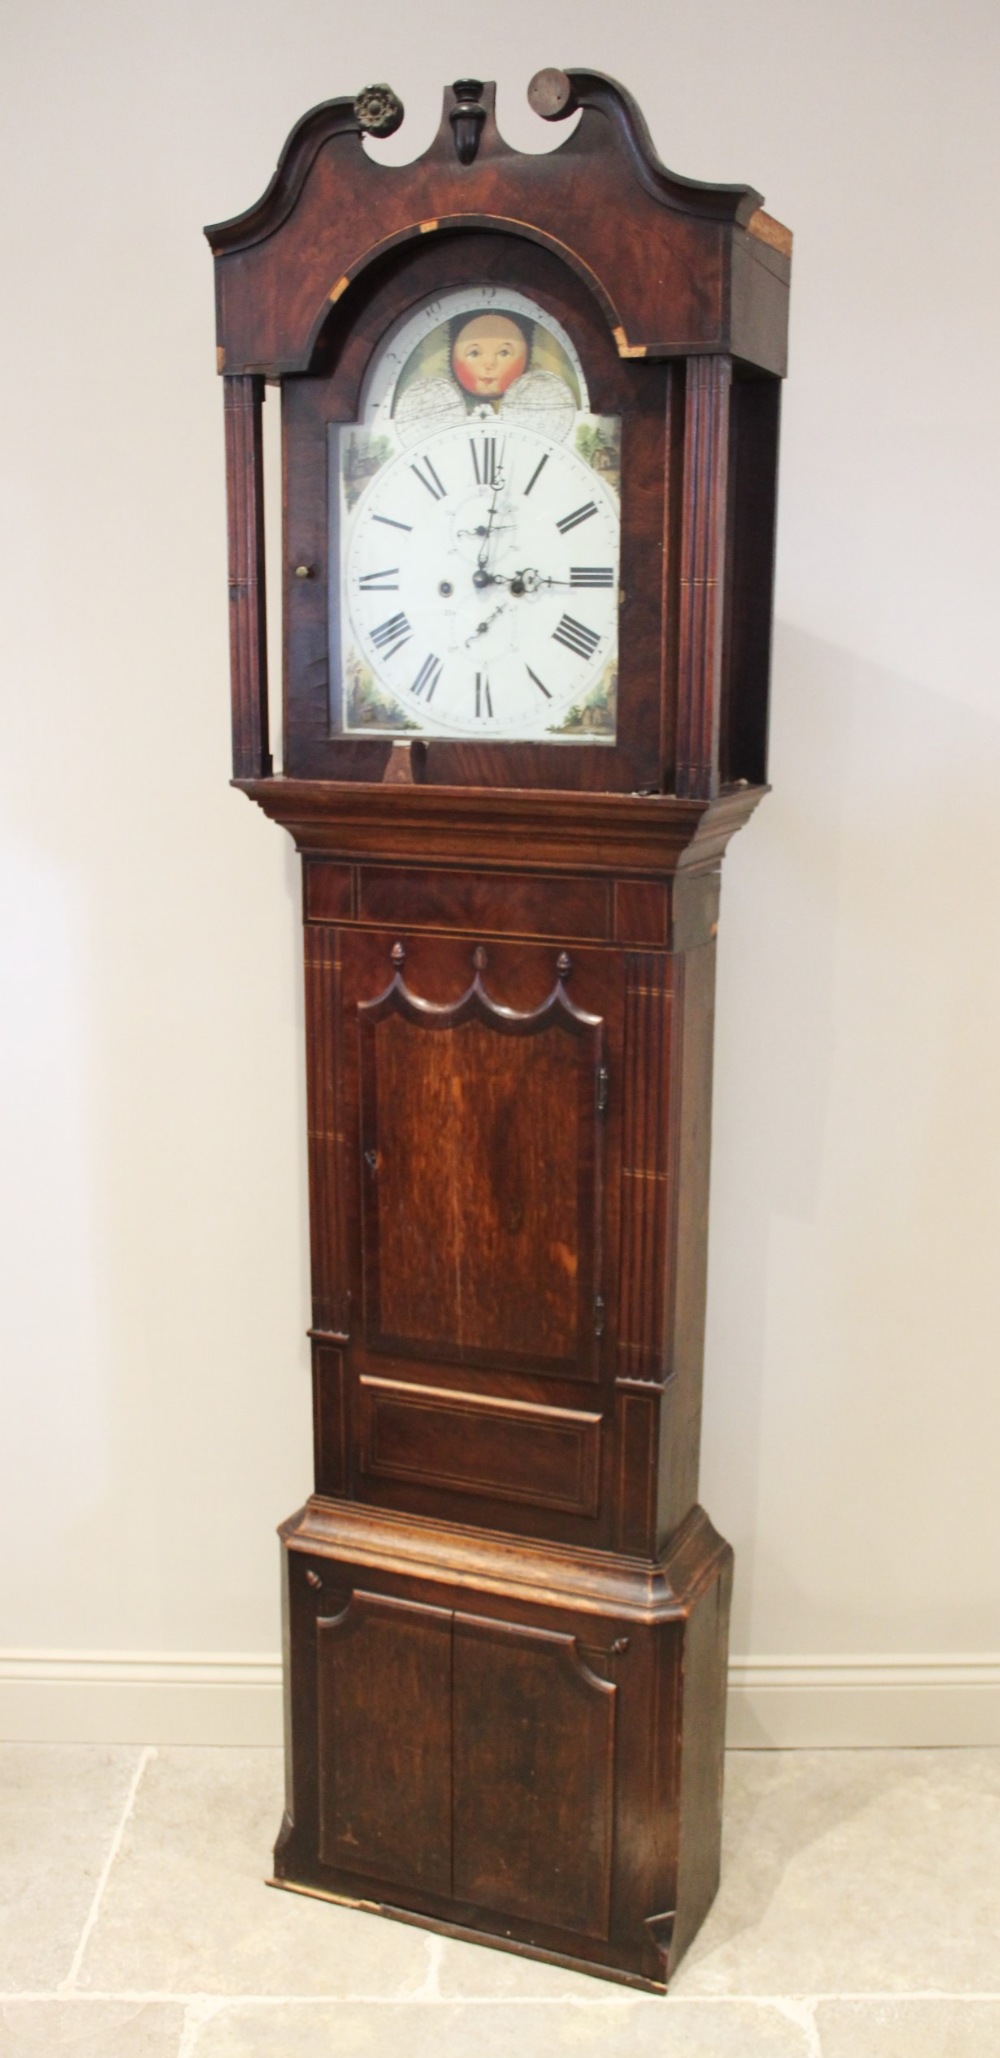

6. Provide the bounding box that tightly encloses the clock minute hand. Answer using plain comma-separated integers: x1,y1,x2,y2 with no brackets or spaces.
476,466,507,572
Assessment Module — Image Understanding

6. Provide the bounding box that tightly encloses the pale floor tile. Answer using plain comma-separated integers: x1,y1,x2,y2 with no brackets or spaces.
0,1746,143,1992
0,2001,183,2055
436,1930,609,1999
76,1748,431,1998
13,1739,1000,2042
674,1747,1000,1996
816,1998,1000,2055
192,1998,813,2058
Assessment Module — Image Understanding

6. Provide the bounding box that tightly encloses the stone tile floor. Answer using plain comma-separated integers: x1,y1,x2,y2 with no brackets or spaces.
2,1744,1000,2054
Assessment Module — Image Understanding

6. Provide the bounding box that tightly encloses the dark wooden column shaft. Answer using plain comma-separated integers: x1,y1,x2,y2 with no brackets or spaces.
675,359,732,800
223,374,271,780
305,925,346,1339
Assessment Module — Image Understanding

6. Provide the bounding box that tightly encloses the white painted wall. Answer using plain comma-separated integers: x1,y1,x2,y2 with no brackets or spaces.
2,0,998,1745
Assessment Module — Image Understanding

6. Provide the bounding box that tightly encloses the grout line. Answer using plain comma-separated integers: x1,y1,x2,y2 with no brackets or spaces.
56,1745,156,1995
6,1988,1000,2008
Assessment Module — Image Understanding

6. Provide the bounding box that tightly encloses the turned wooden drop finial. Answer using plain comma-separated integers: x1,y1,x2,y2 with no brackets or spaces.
557,951,573,979
450,78,487,165
391,940,406,966
473,944,489,972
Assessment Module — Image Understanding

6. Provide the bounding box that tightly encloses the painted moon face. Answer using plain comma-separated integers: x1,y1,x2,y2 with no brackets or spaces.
452,315,529,397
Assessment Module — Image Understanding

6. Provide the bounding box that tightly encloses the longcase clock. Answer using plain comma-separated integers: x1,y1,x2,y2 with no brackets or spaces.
206,68,791,1992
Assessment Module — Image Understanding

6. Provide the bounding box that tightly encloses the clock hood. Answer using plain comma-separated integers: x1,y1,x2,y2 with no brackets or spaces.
205,69,789,381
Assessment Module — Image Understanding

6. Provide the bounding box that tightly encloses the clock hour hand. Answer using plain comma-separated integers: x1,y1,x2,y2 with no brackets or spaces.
468,567,560,593
488,567,570,595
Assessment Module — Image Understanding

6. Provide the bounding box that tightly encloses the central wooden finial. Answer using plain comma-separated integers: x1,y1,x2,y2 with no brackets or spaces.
450,79,487,165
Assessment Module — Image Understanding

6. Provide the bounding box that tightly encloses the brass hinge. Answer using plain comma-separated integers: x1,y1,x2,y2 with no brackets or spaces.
596,1064,610,1114
594,1293,606,1339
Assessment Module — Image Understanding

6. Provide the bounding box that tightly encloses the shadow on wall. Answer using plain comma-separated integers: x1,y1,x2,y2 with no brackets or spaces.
701,618,1000,1654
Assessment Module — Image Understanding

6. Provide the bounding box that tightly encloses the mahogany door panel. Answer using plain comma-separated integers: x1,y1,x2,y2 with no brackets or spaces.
360,996,600,1375
452,1614,617,1939
316,1591,452,1894
339,929,620,1387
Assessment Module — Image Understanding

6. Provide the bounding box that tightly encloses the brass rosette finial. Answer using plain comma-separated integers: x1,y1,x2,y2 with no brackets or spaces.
354,83,404,139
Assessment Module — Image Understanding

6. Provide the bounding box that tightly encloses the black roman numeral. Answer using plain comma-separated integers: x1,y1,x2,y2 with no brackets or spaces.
411,456,446,500
411,654,442,702
556,501,598,534
358,567,399,592
526,665,551,700
523,453,549,497
370,612,412,657
470,437,499,487
372,512,412,532
475,672,493,720
570,566,614,587
553,614,600,660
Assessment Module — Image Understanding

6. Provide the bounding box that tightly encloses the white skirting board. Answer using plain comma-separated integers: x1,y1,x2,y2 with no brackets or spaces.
726,1656,1000,1749
1,1650,999,1748
0,1653,284,1747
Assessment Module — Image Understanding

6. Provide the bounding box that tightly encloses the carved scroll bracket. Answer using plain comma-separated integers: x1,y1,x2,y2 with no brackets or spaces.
372,939,601,1038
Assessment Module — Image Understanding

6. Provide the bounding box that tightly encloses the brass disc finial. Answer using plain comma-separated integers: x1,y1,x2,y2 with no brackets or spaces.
355,83,404,139
528,69,578,122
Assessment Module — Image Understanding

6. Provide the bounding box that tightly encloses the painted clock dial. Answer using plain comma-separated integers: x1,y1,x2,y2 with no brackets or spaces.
331,286,621,744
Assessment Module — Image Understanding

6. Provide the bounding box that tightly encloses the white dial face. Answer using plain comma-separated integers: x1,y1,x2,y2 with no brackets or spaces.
344,421,618,741
333,286,620,744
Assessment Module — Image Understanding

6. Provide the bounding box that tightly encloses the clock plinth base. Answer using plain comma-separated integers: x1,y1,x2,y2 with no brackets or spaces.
275,1496,733,1992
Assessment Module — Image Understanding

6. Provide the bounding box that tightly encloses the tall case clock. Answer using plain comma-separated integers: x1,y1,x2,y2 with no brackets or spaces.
206,69,790,1992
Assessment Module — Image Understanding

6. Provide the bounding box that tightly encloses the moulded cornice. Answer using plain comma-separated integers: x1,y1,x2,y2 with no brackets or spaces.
281,1496,731,1624
235,776,765,873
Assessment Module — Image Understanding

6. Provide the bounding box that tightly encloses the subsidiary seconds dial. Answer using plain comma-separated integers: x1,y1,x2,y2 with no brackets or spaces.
344,420,619,741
